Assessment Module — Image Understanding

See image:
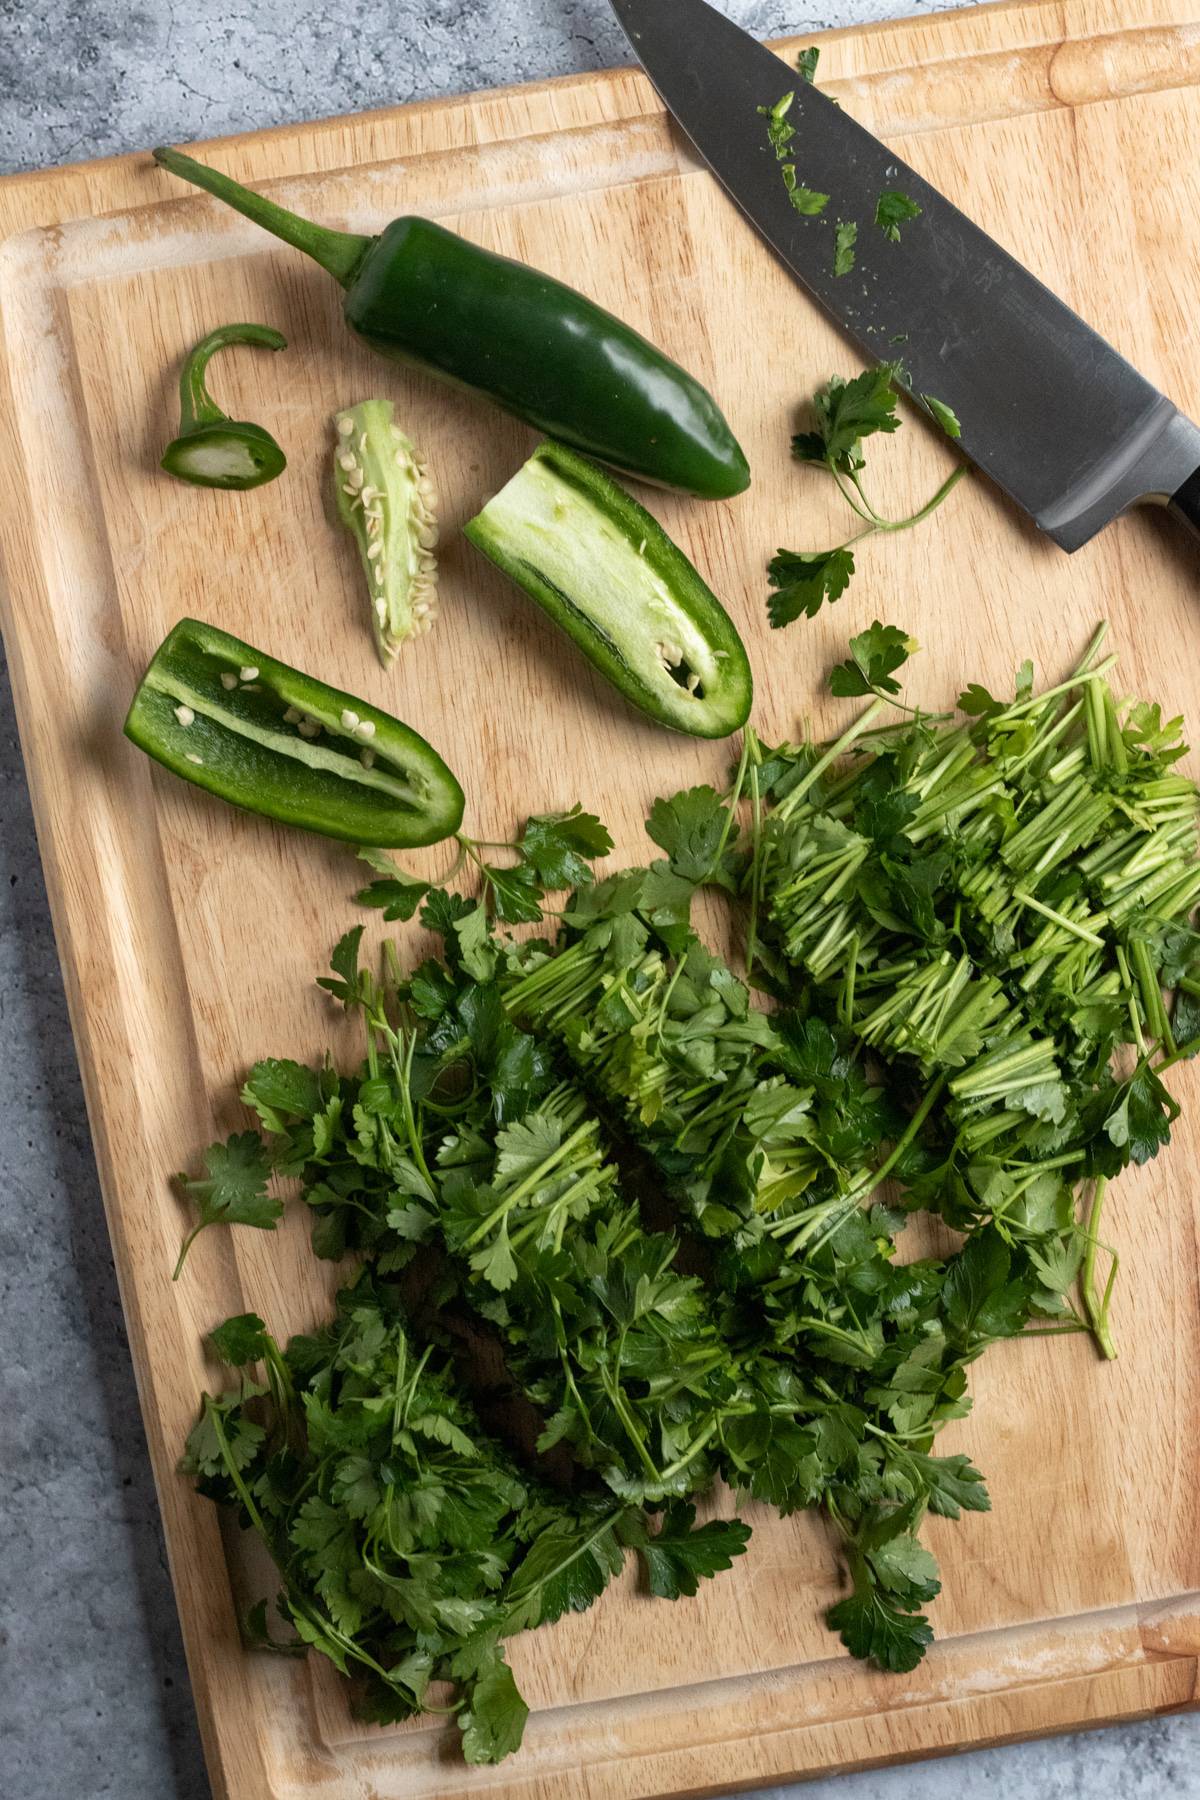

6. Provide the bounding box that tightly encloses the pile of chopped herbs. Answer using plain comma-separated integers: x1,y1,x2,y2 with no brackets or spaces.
180,624,1198,1764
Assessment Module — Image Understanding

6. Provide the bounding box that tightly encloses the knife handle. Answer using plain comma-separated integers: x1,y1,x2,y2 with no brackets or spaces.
1169,465,1200,539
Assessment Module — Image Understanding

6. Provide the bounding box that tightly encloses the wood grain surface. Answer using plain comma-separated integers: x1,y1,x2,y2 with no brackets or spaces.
1,2,1199,1795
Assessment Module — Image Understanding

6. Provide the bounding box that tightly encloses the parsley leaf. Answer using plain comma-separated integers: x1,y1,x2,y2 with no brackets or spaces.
915,1453,991,1519
317,926,368,1007
174,1132,279,1278
923,394,962,439
875,189,922,242
803,366,903,471
833,219,858,277
1101,1062,1180,1168
829,622,915,697
355,875,429,921
459,1654,529,1766
957,681,1003,718
181,1391,266,1483
797,45,820,84
634,1503,753,1599
454,902,499,983
784,170,830,217
521,805,612,889
241,1058,323,1132
768,546,856,626
209,1312,270,1367
482,860,545,925
646,786,736,890
827,1584,934,1673
503,1510,628,1631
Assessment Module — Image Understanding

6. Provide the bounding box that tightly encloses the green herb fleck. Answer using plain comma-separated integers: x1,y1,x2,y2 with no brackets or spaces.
875,190,923,242
833,219,858,277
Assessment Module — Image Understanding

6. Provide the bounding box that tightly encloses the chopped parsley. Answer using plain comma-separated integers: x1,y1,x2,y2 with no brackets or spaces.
759,91,830,218
875,189,923,242
833,219,858,277
174,628,1198,1764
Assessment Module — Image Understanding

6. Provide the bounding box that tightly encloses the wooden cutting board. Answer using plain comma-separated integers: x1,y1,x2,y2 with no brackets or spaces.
2,1,1199,1794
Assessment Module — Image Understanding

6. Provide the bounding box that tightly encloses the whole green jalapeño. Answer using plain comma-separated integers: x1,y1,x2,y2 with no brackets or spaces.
153,147,751,501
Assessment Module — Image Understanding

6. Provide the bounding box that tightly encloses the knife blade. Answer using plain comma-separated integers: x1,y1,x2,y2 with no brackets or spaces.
610,0,1200,551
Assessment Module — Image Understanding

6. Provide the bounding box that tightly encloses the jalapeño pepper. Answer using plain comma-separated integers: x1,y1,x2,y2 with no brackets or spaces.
153,146,751,501
465,441,753,739
124,619,464,847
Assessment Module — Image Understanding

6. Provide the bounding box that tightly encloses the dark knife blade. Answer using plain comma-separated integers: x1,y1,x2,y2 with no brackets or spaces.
610,0,1200,550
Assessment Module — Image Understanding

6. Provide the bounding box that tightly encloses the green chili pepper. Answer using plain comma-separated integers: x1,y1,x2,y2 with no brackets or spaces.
464,441,753,739
124,619,464,847
333,399,440,664
160,323,288,489
152,146,751,502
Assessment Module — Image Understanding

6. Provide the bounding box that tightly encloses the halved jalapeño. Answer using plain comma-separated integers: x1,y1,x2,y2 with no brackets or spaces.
465,441,753,739
124,618,464,847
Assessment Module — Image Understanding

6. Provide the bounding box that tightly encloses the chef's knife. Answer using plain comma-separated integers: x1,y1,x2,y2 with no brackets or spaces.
609,0,1200,552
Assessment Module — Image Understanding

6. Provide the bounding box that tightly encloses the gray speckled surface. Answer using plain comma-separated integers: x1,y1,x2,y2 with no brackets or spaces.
1,3,1197,1797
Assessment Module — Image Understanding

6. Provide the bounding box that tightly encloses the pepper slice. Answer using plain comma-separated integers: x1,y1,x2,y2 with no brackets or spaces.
124,619,464,847
152,146,751,502
160,324,288,490
464,442,753,740
332,399,440,664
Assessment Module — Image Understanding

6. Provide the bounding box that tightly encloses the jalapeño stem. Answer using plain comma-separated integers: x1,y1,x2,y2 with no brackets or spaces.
178,322,286,431
153,146,372,289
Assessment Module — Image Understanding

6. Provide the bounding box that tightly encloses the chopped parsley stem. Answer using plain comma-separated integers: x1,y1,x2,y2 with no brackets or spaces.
1011,700,1087,778
1081,1179,1119,1360
776,700,889,823
172,1223,204,1282
999,656,1120,723
1011,889,1107,947
1109,864,1200,924
746,748,765,981
1114,944,1148,1054
1073,621,1111,675
506,1166,610,1252
554,1315,599,1446
598,1360,662,1483
204,1396,271,1538
950,1037,1060,1104
1158,1033,1200,1072
1129,936,1175,1054
845,463,969,534
840,933,859,1029
460,1119,601,1249
850,1077,947,1206
659,1415,722,1484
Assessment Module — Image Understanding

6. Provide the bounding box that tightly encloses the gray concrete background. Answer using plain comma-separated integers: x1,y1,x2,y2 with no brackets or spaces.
1,2,1197,1795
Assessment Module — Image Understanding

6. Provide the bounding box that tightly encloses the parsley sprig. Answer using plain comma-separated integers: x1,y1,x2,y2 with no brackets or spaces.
768,364,965,628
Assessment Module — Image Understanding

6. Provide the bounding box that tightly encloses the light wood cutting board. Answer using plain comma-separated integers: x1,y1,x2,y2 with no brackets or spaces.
2,2,1199,1795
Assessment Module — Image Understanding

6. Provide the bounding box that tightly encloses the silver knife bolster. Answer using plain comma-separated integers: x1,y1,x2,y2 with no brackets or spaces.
1037,407,1200,551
